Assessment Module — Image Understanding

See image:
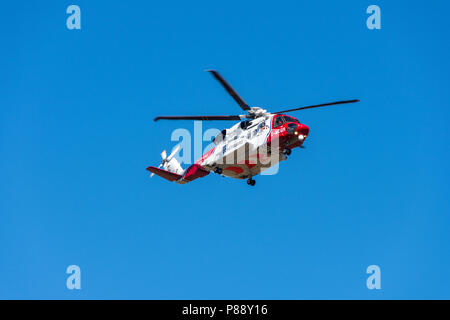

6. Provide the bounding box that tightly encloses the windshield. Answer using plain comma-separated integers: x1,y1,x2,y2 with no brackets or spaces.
283,116,299,123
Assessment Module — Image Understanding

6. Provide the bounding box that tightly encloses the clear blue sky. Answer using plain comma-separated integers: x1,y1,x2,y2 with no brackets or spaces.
1,0,449,299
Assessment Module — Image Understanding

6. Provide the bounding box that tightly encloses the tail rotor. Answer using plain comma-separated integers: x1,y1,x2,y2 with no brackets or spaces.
150,145,181,178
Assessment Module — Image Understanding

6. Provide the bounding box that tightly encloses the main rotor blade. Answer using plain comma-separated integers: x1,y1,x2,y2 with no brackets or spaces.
206,70,250,111
274,99,360,114
154,115,243,121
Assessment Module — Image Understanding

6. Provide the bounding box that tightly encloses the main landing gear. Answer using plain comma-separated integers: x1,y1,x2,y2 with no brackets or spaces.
247,178,256,186
282,148,292,156
214,167,223,174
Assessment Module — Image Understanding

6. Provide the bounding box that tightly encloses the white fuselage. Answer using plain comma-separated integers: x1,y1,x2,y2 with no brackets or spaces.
196,114,283,179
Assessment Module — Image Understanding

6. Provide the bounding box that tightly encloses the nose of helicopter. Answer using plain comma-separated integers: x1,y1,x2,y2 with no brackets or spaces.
295,124,309,140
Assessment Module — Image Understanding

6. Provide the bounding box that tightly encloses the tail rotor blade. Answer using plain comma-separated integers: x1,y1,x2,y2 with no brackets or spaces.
161,150,167,160
167,145,180,161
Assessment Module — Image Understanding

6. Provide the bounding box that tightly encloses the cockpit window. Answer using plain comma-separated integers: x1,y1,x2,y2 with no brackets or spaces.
273,116,284,128
283,116,299,123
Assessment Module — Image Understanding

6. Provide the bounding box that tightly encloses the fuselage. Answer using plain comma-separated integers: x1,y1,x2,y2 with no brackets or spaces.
194,114,309,180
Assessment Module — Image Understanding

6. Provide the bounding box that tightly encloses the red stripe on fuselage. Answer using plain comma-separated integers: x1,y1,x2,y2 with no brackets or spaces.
195,146,215,165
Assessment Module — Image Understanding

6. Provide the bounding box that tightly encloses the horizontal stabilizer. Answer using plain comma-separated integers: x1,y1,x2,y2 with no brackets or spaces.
146,166,182,182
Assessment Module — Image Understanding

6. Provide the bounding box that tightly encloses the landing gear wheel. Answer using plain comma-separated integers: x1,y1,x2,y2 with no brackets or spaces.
214,167,223,174
282,148,292,156
247,178,256,186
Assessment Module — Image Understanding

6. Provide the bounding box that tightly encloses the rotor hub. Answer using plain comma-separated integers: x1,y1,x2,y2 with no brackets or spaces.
247,106,268,118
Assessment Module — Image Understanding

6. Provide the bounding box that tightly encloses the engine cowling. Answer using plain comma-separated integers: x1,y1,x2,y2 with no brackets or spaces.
212,129,227,145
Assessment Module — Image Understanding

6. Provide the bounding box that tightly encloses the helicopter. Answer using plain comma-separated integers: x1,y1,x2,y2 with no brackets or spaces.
147,70,359,186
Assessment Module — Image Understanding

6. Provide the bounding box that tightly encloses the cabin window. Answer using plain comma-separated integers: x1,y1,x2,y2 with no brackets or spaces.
273,116,284,128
